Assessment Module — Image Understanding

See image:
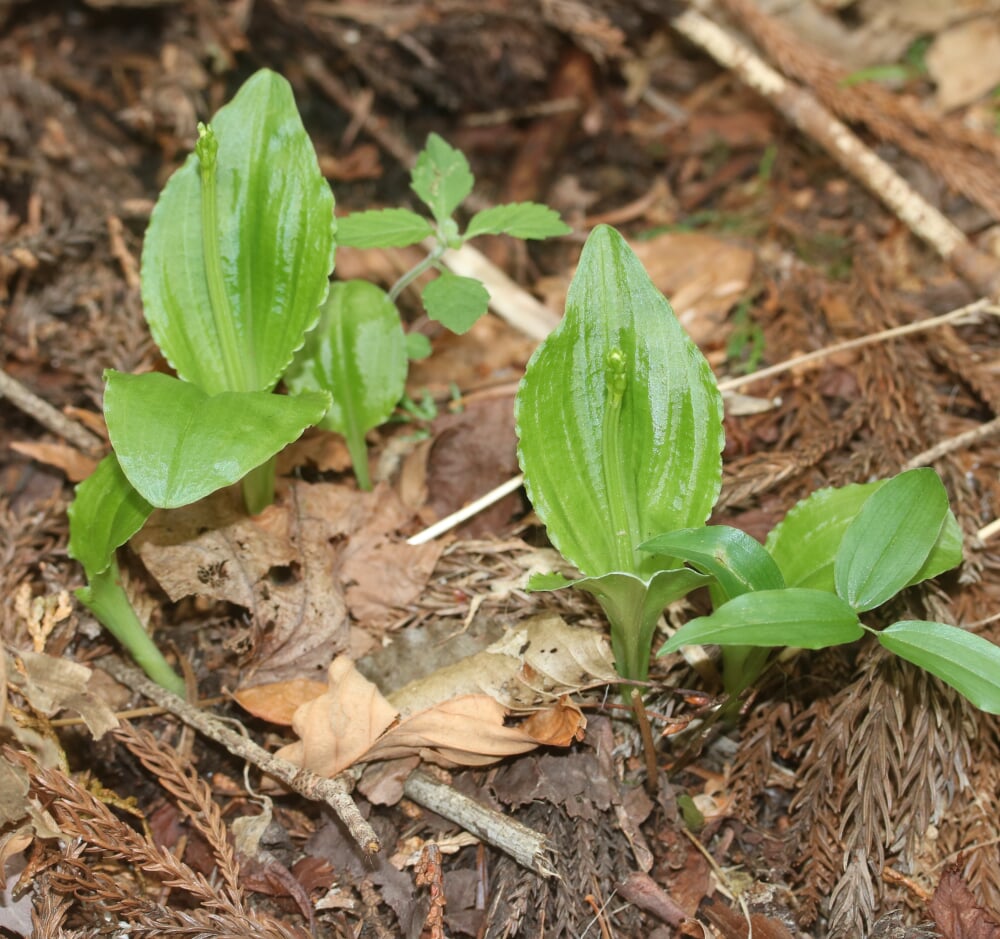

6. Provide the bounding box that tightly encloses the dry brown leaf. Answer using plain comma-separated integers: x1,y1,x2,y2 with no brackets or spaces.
932,865,1000,939
425,396,520,536
927,17,1000,111
276,664,590,776
276,657,398,778
6,650,118,738
135,480,442,685
388,613,617,714
9,441,98,482
233,678,328,726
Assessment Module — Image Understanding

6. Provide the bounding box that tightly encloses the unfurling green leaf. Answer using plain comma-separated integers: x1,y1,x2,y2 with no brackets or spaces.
336,208,434,248
530,568,709,682
422,273,490,333
660,589,862,654
410,133,474,225
104,370,330,508
640,526,784,601
835,468,950,612
141,69,335,395
285,281,406,489
465,202,571,240
878,620,1000,714
516,225,724,581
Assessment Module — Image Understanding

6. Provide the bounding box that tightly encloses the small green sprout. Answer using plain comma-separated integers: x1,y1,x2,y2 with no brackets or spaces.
515,225,1000,715
285,133,569,489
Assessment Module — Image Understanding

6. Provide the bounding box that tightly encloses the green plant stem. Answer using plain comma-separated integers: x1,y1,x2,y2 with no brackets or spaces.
242,457,276,515
343,427,372,491
388,242,446,303
77,560,184,696
196,124,251,391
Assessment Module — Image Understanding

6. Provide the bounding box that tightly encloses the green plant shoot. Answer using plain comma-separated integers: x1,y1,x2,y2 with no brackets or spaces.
516,224,999,714
69,69,336,690
287,132,569,488
515,225,723,683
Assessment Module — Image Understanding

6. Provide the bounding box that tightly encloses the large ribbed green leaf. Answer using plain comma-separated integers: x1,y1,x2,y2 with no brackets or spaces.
141,69,335,394
515,225,724,579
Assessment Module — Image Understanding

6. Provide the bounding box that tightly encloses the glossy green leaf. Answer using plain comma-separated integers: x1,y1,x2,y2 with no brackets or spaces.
529,567,709,681
465,202,571,240
141,69,335,394
410,133,474,225
640,526,784,601
908,509,963,586
878,620,1000,714
835,468,949,612
68,454,153,579
516,224,725,579
104,370,330,508
765,480,885,590
659,589,862,654
284,280,406,488
336,208,434,248
422,273,490,333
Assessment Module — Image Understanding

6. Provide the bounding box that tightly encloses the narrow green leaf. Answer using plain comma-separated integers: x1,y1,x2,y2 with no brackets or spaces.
516,225,725,580
908,509,963,586
835,468,949,612
765,480,885,590
530,568,709,681
68,454,153,579
878,620,1000,714
141,69,336,394
285,280,407,487
336,208,434,248
465,202,571,240
410,133,474,224
422,273,490,333
640,526,784,600
104,370,330,508
659,589,862,654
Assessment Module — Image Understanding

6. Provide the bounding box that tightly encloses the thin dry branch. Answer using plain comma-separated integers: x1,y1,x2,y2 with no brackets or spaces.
670,4,1000,298
99,657,380,856
0,366,105,458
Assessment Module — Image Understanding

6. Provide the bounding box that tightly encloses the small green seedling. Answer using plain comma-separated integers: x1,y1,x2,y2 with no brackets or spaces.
516,224,1000,715
69,69,337,693
285,133,569,489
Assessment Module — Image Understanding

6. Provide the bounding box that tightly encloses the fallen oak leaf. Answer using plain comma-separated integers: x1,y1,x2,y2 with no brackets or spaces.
361,694,584,768
276,657,397,778
273,661,587,778
233,678,328,726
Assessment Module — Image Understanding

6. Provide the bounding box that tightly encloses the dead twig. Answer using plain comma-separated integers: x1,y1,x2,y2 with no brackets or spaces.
99,656,380,856
0,366,105,458
403,769,556,878
670,3,1000,298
